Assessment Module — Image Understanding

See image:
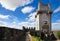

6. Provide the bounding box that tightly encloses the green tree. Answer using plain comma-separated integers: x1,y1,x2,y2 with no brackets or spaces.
56,31,60,39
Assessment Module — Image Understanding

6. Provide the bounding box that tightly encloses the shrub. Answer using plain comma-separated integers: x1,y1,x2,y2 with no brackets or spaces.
31,36,42,41
56,31,60,39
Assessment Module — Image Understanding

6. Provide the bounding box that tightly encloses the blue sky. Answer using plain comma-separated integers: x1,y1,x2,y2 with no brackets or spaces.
0,0,60,30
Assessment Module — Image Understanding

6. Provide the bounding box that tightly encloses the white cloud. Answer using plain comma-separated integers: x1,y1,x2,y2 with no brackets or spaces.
0,20,22,29
0,14,36,29
18,12,37,28
0,21,8,26
26,12,36,22
0,14,22,29
18,22,29,27
53,6,60,13
56,20,60,23
52,20,60,30
18,21,36,28
16,12,37,29
0,14,9,19
21,6,35,14
0,0,33,11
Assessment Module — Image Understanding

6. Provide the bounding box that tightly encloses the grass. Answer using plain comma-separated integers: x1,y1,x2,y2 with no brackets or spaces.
31,36,42,41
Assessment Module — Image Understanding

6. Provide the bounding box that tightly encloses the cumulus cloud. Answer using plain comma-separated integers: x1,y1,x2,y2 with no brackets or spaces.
53,6,60,13
26,12,36,22
21,6,35,14
0,14,9,19
0,21,8,26
0,20,22,29
0,14,22,29
52,20,60,30
18,12,37,28
17,12,37,28
0,13,36,29
18,21,36,28
0,0,33,11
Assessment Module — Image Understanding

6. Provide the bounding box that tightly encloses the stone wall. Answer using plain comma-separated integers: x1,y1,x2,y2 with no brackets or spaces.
0,27,24,41
0,26,40,41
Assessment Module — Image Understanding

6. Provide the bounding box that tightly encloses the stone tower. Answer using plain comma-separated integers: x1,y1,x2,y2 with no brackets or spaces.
35,2,53,33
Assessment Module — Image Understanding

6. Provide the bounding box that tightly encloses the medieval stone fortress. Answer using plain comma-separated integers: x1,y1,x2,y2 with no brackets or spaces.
0,2,60,41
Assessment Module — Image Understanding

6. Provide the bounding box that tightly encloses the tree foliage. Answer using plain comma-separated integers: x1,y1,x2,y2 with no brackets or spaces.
56,31,60,39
